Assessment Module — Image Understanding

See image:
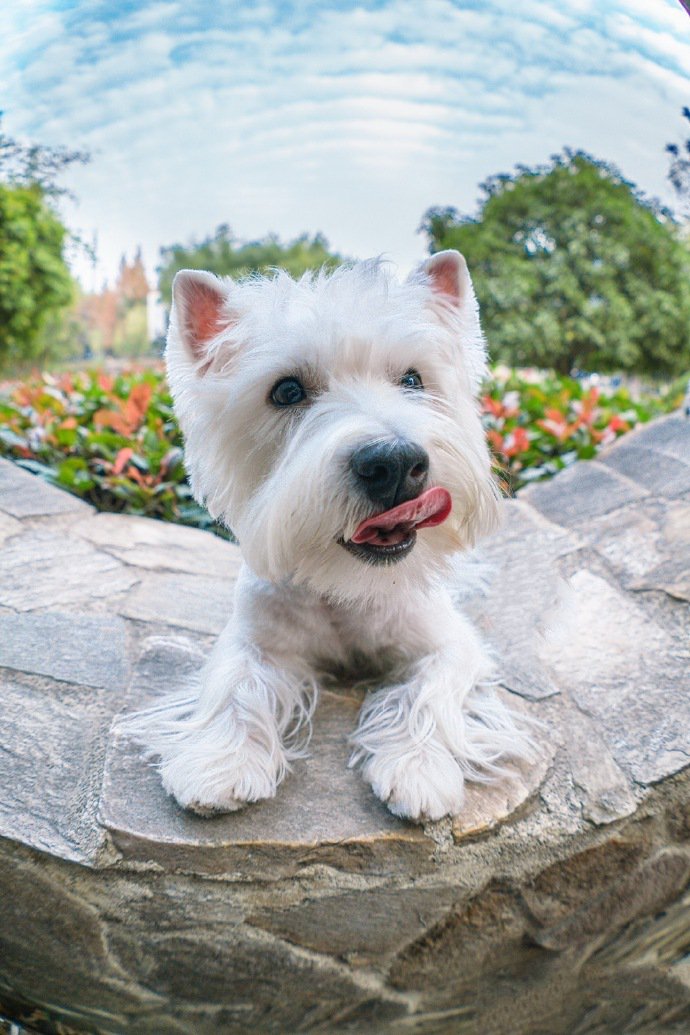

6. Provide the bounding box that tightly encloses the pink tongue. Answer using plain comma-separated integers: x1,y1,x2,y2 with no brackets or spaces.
351,487,452,546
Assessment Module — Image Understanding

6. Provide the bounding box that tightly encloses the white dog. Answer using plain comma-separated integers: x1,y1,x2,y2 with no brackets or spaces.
132,251,530,822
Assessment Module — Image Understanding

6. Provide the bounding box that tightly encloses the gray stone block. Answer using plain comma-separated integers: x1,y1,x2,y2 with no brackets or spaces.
249,884,459,964
129,632,208,698
0,612,128,690
542,569,690,785
117,571,235,634
630,413,689,461
0,527,138,611
601,443,690,498
0,670,113,862
631,556,690,603
101,691,431,880
0,458,92,517
73,512,242,577
561,703,637,825
521,460,647,527
585,500,667,582
466,500,576,701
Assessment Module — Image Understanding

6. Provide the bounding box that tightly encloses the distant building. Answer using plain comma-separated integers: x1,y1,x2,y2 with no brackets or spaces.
117,247,149,305
80,247,157,357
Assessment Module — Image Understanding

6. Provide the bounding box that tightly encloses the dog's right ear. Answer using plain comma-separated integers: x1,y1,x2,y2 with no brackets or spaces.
171,270,230,371
418,250,474,308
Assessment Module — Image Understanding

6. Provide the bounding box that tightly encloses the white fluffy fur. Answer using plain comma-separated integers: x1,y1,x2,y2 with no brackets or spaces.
127,253,532,822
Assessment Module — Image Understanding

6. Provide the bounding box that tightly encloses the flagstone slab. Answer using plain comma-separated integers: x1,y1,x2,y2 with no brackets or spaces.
520,459,647,527
629,412,690,460
0,669,113,863
463,500,578,701
0,509,22,545
542,568,690,785
248,884,460,965
128,631,209,698
451,726,556,840
584,499,669,582
0,457,92,518
601,443,690,498
0,527,138,611
560,702,638,826
72,511,243,577
0,612,128,691
117,570,236,634
102,691,432,880
631,563,690,603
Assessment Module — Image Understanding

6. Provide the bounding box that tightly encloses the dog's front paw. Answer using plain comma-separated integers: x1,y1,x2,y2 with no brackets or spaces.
160,746,286,816
360,747,465,823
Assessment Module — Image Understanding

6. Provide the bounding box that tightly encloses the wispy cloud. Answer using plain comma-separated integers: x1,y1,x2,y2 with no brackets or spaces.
1,0,688,287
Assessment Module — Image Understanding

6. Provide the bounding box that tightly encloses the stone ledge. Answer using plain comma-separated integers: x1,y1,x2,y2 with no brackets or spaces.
102,692,433,880
0,414,688,1034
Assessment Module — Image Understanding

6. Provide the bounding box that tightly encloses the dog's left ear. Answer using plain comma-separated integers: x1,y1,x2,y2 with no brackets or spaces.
171,269,232,371
418,250,473,307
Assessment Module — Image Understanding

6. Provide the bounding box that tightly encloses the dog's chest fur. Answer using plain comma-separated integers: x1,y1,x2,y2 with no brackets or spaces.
236,567,413,684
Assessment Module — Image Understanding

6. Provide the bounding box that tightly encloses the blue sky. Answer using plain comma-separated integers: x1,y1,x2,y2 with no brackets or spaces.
1,0,688,291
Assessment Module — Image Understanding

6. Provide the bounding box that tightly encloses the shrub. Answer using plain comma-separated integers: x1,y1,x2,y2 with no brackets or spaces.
0,365,227,535
483,370,683,492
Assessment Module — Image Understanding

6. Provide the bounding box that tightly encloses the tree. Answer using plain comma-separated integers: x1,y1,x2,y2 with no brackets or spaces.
158,225,344,305
419,151,690,377
0,115,89,371
0,183,76,369
113,248,150,356
117,246,149,304
0,116,88,199
666,106,690,217
77,286,119,355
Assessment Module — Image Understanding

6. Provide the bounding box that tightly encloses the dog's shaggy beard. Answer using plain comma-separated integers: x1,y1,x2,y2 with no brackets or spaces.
170,323,501,605
227,385,500,605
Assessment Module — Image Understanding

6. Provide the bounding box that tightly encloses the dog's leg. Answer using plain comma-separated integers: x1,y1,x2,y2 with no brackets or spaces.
350,595,527,822
155,646,315,815
129,573,320,815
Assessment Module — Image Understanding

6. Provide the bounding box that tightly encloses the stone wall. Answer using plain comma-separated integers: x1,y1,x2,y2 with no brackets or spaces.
0,413,688,1034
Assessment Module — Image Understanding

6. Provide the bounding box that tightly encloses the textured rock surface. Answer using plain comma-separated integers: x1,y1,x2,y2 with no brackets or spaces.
0,415,689,1035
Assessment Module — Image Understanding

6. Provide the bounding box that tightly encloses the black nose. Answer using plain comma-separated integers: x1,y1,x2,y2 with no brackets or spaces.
351,439,429,509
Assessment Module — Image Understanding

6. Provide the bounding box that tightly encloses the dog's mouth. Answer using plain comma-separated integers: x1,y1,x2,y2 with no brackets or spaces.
340,487,452,565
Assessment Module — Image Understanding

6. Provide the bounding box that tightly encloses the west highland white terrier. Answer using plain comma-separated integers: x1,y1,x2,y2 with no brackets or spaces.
132,251,531,822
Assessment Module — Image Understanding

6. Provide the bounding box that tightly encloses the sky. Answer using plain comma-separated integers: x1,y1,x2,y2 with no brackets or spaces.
1,0,689,293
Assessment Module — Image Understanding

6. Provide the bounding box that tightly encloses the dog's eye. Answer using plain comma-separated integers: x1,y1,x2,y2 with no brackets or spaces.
400,369,424,391
270,377,307,407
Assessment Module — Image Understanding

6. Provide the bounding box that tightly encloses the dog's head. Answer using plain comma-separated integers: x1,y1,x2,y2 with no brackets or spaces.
166,253,500,602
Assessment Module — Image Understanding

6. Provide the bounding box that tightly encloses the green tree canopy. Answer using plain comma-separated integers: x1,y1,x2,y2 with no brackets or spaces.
420,151,690,377
0,115,88,371
158,224,345,305
0,183,75,369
